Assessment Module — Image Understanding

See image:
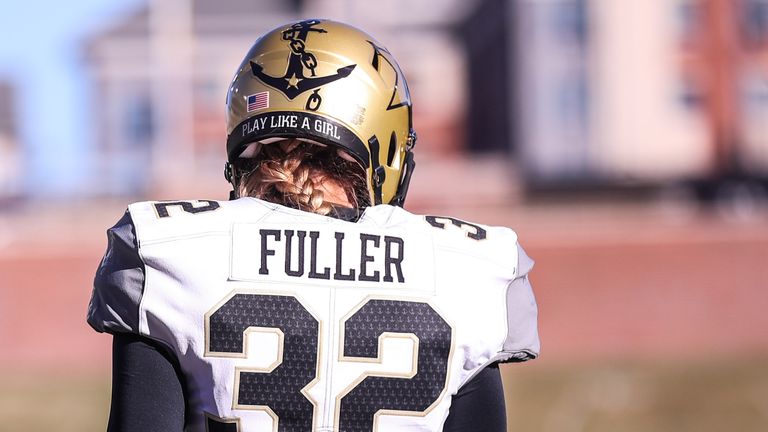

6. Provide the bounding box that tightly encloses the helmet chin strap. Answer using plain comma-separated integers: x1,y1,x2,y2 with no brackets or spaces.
367,136,385,205
224,162,239,200
390,150,415,207
390,129,417,207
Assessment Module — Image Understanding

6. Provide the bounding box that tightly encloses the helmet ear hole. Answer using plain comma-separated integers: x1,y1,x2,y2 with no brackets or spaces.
386,131,397,166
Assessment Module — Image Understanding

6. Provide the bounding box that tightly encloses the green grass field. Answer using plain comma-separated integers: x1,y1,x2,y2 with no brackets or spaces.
503,357,768,432
2,357,766,431
0,372,110,432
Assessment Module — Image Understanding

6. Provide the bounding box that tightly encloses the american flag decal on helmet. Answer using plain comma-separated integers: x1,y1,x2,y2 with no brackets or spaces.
246,91,269,112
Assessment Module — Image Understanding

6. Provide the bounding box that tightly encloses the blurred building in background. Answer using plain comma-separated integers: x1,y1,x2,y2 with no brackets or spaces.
83,0,300,196
515,0,768,192
680,0,768,180
81,0,768,198
0,80,21,201
737,0,768,178
83,0,469,197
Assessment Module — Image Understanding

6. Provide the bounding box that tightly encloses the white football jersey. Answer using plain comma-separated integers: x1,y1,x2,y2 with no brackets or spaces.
88,198,539,432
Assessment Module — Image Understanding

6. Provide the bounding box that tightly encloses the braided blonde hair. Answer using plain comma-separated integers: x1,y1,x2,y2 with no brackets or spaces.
237,139,369,215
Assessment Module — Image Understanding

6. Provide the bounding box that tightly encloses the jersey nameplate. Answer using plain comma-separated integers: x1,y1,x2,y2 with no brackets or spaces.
230,223,435,293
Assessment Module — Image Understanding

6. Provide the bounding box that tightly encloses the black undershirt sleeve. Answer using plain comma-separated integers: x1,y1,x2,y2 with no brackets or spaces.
107,333,186,432
443,363,507,432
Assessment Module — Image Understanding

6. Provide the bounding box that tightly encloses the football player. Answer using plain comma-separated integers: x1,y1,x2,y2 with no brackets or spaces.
87,19,539,432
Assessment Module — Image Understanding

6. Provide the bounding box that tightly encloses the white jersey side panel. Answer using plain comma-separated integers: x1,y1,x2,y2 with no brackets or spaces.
93,198,538,432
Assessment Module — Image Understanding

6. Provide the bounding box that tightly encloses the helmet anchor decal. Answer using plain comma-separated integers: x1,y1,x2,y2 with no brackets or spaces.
305,89,322,111
251,20,357,101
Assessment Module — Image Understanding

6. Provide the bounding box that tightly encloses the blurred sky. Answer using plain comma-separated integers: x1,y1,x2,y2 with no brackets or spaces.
0,0,142,196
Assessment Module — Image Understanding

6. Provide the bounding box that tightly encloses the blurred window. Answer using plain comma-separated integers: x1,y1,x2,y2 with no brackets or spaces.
677,77,706,111
555,72,589,131
742,0,768,46
196,77,220,108
124,94,154,147
0,83,16,138
552,0,588,46
676,0,702,46
742,71,768,111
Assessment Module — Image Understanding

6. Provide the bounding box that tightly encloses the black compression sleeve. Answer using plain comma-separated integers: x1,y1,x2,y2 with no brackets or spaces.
107,333,186,432
443,363,507,432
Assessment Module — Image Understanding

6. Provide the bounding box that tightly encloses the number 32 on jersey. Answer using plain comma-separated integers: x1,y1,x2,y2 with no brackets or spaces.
204,292,454,432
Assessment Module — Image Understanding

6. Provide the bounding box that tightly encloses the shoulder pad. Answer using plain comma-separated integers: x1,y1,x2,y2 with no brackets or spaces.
421,214,525,280
87,211,144,334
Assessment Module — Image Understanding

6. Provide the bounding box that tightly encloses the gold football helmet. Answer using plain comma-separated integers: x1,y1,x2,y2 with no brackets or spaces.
225,19,417,206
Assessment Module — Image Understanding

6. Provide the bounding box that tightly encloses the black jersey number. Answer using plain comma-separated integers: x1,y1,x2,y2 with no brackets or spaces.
205,293,452,432
154,200,220,218
206,293,318,430
338,299,452,430
425,215,487,240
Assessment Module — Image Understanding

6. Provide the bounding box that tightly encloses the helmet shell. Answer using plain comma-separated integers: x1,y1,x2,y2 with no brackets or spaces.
226,19,416,205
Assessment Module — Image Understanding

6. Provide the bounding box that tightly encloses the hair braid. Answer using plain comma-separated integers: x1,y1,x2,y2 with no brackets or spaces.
236,139,369,215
